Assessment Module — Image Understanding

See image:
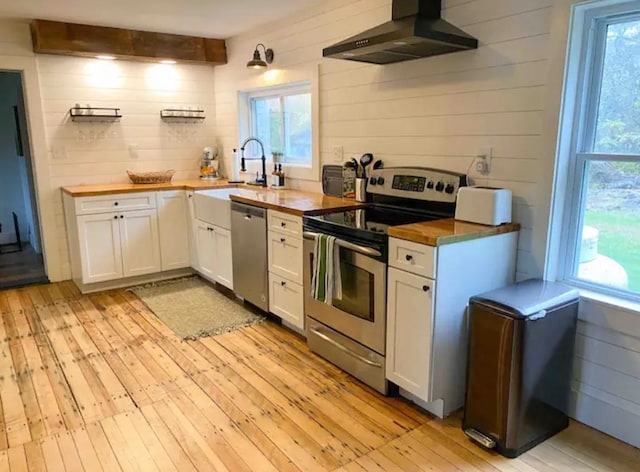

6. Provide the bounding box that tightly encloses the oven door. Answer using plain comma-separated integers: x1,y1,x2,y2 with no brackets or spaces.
303,234,386,355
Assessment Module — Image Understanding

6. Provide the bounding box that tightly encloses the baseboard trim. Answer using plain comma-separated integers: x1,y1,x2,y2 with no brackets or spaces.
570,389,640,448
74,268,194,294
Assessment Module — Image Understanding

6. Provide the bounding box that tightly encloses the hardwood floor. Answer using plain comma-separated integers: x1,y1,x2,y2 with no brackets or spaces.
0,281,637,471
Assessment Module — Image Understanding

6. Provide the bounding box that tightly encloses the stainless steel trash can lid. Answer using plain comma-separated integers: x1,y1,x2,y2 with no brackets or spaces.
470,279,579,319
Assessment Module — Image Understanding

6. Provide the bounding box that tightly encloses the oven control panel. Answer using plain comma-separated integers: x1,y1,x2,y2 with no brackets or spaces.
367,167,467,203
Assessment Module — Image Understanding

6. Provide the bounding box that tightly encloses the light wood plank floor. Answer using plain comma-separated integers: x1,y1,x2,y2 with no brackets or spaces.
0,281,637,471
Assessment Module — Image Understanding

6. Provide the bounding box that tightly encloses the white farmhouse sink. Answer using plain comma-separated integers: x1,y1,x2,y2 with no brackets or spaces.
194,188,245,229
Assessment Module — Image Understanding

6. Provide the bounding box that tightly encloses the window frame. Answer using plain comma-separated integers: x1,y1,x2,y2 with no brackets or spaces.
245,82,312,166
559,1,640,303
236,64,320,182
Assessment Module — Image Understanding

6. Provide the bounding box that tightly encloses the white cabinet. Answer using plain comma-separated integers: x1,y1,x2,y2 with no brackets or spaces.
195,219,234,290
74,192,156,215
119,209,161,278
268,232,303,284
76,209,160,283
385,234,519,418
267,210,304,331
186,191,199,268
196,220,216,280
269,273,304,327
157,191,190,271
64,190,189,291
386,267,434,400
77,213,123,284
213,226,233,290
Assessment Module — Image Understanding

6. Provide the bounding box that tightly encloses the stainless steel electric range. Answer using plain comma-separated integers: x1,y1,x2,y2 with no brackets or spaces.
303,167,467,394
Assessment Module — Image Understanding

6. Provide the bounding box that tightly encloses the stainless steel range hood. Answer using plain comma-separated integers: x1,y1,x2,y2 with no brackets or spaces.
322,0,477,64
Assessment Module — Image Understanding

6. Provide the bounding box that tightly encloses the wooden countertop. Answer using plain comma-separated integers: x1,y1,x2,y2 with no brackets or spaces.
228,188,365,216
388,218,520,247
62,179,238,196
61,180,366,216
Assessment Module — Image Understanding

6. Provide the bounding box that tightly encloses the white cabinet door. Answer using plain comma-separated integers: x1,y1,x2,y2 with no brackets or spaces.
267,232,303,284
269,273,304,330
119,209,161,278
186,191,199,268
386,267,435,401
157,191,190,271
196,219,215,280
77,213,123,283
213,226,233,290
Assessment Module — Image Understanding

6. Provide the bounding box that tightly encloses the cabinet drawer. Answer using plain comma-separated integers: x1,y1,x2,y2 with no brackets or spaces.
268,231,303,284
389,237,436,278
75,192,156,215
269,273,304,330
268,210,302,238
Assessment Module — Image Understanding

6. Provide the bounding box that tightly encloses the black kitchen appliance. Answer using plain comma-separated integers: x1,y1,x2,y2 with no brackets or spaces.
463,279,580,458
321,165,344,197
323,0,478,64
304,166,467,393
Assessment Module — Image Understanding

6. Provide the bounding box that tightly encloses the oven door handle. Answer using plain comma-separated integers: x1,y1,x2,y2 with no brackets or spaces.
303,231,382,258
309,327,383,368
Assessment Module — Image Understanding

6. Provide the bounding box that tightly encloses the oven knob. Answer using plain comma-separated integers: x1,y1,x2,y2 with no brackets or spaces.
377,177,385,185
369,177,378,185
445,184,455,194
427,181,434,189
435,181,445,192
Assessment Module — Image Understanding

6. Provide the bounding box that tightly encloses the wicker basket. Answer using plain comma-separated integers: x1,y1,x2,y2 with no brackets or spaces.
127,169,175,184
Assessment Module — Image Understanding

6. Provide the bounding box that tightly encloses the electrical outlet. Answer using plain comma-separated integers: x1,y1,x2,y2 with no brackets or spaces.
476,146,493,175
332,145,343,163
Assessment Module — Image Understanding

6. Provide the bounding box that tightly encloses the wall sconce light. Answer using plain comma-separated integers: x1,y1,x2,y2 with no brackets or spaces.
247,43,274,69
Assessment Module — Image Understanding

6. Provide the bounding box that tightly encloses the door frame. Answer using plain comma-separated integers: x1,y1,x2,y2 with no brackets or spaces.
0,56,62,281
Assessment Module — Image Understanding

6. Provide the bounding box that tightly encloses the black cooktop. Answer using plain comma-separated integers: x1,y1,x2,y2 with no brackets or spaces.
304,205,444,247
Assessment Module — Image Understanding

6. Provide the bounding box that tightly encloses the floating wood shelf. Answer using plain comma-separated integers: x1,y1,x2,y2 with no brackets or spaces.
160,109,206,121
70,107,122,122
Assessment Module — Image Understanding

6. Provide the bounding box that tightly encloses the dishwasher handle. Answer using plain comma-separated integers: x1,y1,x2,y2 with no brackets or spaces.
231,201,266,219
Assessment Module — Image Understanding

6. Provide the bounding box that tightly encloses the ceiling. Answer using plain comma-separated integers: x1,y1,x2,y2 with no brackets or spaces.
0,0,323,38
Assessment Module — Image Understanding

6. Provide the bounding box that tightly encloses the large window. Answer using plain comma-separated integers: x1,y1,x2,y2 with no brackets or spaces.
241,82,312,166
562,3,640,301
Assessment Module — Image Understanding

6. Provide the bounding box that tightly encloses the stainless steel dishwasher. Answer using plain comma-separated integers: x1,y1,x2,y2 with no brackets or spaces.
231,201,269,311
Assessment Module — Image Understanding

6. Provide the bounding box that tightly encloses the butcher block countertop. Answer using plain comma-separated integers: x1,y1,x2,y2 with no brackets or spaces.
61,179,237,196
62,180,366,216
388,218,520,247
228,188,365,216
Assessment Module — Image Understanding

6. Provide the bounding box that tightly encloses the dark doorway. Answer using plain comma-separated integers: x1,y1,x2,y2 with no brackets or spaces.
0,71,47,289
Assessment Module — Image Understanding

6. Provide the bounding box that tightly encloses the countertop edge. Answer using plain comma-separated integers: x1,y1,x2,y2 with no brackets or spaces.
388,220,521,247
62,181,238,197
228,194,367,216
62,181,367,216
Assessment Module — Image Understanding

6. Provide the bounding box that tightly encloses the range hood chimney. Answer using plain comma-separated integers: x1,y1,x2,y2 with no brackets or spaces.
323,0,478,64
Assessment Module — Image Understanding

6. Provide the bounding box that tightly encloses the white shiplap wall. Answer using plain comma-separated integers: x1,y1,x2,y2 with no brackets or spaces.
213,0,640,447
214,0,552,281
0,21,217,279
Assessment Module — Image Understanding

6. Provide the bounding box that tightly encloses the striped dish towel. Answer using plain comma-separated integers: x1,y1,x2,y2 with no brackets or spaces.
310,234,342,304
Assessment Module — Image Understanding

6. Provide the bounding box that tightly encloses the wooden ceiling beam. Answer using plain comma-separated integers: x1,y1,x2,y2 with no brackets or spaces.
30,19,227,65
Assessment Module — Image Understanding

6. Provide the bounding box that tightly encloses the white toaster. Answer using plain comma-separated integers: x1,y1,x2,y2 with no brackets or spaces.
455,187,512,226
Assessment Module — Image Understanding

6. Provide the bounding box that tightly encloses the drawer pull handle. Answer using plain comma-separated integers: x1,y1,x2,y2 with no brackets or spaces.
281,222,286,227
423,285,430,292
113,215,118,219
280,237,286,243
120,215,124,219
114,202,119,206
405,254,413,261
281,281,286,287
